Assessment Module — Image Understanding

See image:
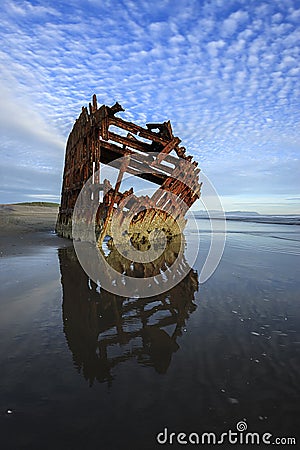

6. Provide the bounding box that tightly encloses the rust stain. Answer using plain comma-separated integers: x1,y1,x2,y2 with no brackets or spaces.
56,95,202,242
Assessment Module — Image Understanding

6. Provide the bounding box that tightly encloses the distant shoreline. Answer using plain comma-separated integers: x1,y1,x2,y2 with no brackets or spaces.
193,215,300,226
1,203,299,230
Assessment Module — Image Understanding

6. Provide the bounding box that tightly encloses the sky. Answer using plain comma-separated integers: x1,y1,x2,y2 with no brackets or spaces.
0,0,299,214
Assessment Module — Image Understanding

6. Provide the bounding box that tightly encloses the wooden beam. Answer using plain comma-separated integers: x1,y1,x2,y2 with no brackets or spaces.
155,137,181,164
99,155,129,244
109,116,169,145
107,131,152,153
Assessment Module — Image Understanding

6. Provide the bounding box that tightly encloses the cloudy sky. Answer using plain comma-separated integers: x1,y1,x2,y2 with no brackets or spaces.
0,0,299,213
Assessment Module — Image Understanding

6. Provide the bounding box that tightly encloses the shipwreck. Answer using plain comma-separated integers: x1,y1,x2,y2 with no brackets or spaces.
56,94,201,246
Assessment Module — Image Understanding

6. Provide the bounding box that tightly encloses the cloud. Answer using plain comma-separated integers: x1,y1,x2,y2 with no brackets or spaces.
0,0,299,210
222,10,249,36
0,160,62,204
0,84,65,155
207,39,226,57
202,156,300,198
7,0,61,17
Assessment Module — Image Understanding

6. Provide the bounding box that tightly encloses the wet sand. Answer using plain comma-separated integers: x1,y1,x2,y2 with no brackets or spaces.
0,204,63,256
0,209,300,449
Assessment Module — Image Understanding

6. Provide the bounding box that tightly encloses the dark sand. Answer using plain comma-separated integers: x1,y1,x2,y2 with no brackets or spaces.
0,204,63,256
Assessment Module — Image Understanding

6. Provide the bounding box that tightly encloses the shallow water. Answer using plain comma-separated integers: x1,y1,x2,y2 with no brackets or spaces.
0,220,300,449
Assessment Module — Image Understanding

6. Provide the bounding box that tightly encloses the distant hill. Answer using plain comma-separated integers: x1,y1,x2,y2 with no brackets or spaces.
225,211,260,216
13,202,59,207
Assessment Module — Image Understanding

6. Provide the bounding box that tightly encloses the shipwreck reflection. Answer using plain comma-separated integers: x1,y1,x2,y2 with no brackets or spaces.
59,244,199,385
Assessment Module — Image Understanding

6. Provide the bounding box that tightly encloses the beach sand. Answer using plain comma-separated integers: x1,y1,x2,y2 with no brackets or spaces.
0,204,60,256
0,207,299,449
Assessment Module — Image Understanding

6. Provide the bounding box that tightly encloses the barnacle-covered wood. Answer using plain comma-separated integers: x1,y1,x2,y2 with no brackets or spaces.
56,94,202,241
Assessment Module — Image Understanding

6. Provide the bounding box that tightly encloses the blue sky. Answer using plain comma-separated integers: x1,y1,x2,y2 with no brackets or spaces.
0,0,299,213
